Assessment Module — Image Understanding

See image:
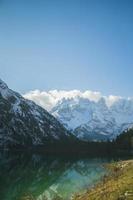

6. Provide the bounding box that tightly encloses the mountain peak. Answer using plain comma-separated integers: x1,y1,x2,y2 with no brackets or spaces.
0,78,8,90
51,96,133,141
0,79,74,148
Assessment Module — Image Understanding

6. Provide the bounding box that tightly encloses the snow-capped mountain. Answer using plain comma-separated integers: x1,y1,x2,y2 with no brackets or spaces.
0,79,74,148
51,97,133,141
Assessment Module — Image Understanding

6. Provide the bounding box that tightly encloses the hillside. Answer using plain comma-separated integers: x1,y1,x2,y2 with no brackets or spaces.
74,160,133,200
0,79,75,149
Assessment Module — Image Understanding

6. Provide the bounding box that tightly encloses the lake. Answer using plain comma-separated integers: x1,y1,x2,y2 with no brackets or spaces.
0,152,114,200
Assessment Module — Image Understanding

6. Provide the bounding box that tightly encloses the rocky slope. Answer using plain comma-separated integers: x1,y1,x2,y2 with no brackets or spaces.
51,97,133,141
0,79,74,148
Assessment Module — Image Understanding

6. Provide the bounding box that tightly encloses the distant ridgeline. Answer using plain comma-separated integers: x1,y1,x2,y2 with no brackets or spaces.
0,78,133,155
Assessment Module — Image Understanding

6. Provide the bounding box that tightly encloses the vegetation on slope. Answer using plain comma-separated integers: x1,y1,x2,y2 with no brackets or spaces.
74,160,133,200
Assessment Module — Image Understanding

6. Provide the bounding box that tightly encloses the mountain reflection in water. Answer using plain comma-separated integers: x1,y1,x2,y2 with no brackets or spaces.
0,152,108,200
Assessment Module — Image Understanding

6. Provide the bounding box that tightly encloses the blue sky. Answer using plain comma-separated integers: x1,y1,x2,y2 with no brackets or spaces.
0,0,133,97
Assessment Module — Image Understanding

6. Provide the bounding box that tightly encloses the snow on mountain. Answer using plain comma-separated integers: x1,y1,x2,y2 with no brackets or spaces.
24,89,133,141
0,79,74,148
51,97,133,140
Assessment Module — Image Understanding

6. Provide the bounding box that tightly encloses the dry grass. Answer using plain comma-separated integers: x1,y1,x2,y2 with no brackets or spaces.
74,160,133,200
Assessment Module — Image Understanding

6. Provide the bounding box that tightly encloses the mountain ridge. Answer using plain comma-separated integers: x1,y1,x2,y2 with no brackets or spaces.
0,79,75,148
51,96,133,141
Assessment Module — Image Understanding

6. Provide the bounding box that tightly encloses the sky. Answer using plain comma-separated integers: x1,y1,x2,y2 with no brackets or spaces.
0,0,133,97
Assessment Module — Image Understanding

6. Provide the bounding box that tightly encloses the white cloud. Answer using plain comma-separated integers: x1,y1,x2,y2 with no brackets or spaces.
23,90,122,111
105,95,122,107
23,90,56,111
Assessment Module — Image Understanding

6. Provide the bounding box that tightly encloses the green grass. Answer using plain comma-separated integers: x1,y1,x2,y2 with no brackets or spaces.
74,160,133,200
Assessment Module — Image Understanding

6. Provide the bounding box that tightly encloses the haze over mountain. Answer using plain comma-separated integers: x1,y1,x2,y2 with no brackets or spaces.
24,90,133,141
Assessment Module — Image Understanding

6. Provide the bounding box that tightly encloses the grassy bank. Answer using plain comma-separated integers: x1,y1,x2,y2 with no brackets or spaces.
74,159,133,200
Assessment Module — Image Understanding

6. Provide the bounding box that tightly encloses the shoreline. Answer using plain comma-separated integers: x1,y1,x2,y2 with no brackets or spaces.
74,159,133,200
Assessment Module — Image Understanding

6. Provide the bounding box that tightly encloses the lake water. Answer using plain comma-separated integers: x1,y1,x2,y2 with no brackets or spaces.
0,152,112,200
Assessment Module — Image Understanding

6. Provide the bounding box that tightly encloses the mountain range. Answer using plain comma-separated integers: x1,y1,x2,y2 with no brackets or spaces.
51,97,133,141
0,79,74,148
0,78,133,148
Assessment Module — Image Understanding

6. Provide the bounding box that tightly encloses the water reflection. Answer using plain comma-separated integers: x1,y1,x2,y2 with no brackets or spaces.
0,152,108,200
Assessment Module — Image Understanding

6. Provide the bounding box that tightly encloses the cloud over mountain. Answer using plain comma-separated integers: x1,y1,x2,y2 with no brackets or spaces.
23,90,123,111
